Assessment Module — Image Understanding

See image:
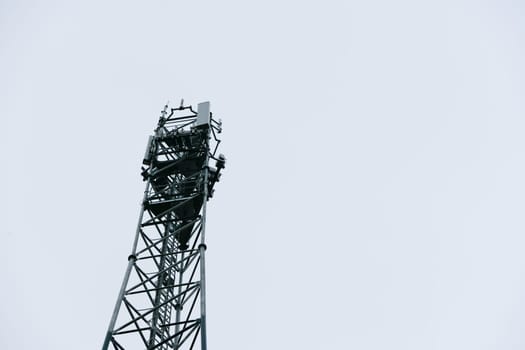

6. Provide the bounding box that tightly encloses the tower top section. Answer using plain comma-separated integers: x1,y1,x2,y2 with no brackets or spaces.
102,100,226,350
154,100,222,136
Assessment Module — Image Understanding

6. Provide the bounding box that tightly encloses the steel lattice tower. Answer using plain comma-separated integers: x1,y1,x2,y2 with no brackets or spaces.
102,101,225,350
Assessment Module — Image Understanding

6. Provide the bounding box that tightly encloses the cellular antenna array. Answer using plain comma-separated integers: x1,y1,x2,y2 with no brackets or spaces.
102,101,226,350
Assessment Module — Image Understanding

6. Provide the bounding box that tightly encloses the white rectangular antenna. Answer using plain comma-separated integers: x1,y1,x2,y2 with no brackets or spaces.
195,101,211,127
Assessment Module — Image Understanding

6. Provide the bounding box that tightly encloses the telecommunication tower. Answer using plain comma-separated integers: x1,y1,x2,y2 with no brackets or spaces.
102,101,225,350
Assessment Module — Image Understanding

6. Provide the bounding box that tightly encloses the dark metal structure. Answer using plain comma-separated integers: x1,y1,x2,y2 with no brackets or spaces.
102,101,225,350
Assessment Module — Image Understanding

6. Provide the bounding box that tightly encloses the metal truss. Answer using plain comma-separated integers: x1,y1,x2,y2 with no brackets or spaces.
102,101,225,350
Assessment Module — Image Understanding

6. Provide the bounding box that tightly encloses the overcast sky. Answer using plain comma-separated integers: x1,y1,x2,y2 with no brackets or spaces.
2,1,525,349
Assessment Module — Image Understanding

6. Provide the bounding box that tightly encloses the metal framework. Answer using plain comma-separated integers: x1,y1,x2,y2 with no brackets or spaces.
102,101,225,350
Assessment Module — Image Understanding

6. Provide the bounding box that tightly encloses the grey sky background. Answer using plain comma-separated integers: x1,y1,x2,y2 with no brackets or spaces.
1,0,525,349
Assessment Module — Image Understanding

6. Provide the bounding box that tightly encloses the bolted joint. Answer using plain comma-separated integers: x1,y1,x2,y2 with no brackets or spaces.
198,243,207,251
128,254,137,262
